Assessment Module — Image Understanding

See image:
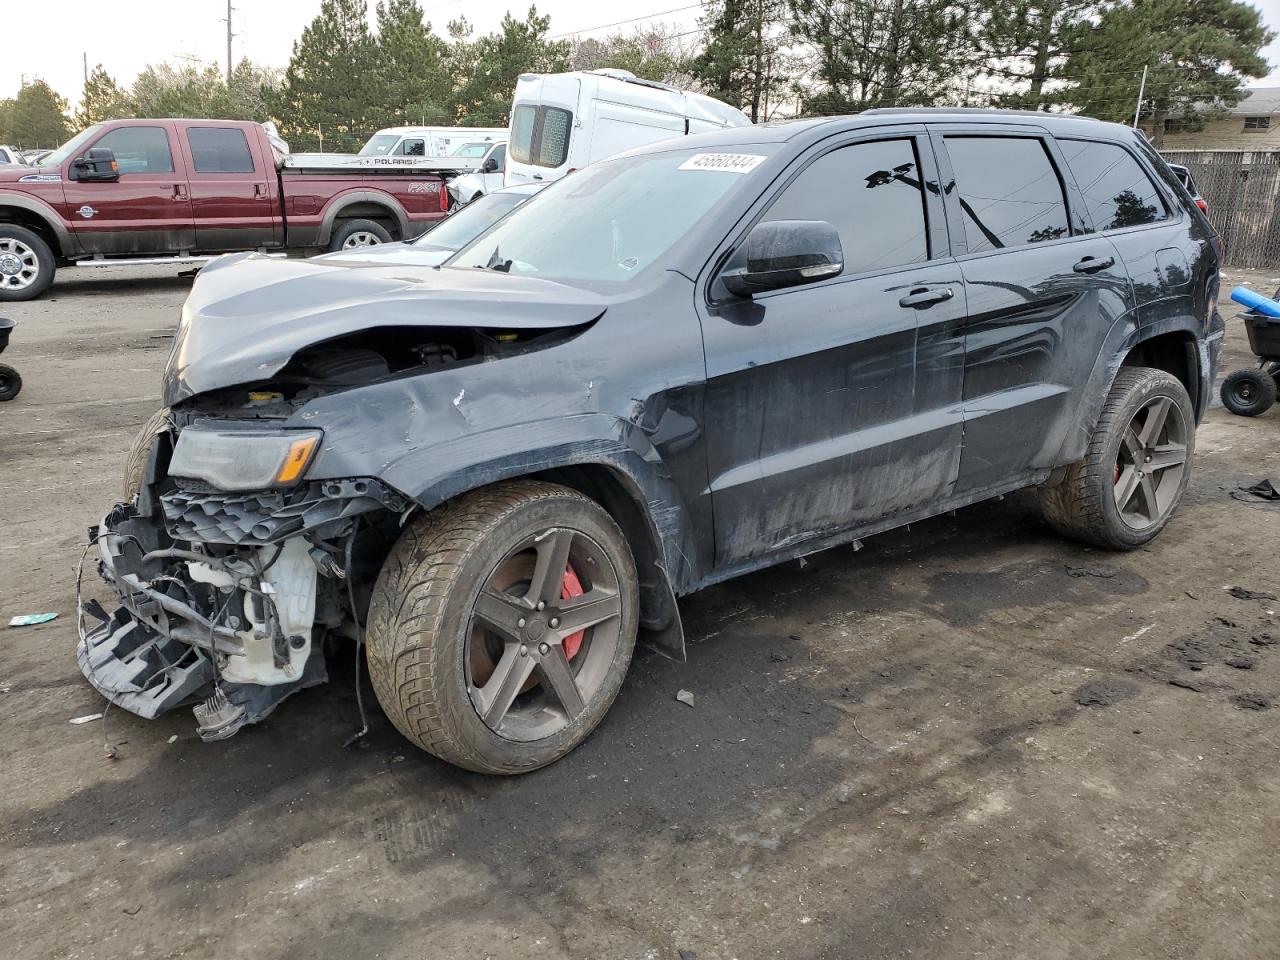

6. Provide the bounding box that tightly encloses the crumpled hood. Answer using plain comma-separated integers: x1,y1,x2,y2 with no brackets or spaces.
163,252,606,403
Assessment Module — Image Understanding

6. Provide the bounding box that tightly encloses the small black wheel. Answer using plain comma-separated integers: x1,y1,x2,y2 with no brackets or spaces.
0,224,55,301
1041,367,1195,550
122,408,171,499
0,363,21,401
327,219,392,252
365,480,638,774
471,191,484,204
1221,368,1277,417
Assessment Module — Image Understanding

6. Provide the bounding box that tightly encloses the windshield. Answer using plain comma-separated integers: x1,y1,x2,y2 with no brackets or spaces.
359,134,400,157
414,192,531,251
453,142,490,158
449,146,771,289
37,125,103,167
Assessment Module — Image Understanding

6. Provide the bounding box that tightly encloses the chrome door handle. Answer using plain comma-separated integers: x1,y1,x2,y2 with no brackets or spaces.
898,286,954,309
1073,255,1115,274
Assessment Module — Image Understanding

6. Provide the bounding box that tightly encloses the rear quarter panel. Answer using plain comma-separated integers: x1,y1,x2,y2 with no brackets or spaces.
280,173,447,248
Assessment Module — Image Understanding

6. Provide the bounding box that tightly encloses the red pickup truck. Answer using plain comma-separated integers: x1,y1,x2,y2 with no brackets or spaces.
0,118,454,300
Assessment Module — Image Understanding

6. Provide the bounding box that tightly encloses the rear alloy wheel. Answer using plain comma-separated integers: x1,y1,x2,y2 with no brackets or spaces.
365,481,638,774
0,225,55,301
328,218,392,252
1220,368,1277,417
1040,367,1195,549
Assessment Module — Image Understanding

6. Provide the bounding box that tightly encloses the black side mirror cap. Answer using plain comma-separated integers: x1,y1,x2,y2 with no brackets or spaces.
722,219,844,298
73,147,119,182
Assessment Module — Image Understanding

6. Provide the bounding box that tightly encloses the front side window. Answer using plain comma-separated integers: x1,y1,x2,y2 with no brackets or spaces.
93,126,174,174
944,136,1069,252
359,134,399,156
509,105,573,168
761,138,929,277
187,127,254,173
1059,139,1167,231
451,145,773,289
395,138,425,157
490,143,506,168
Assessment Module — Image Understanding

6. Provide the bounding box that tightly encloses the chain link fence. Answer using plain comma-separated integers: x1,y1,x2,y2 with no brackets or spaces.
1164,150,1280,271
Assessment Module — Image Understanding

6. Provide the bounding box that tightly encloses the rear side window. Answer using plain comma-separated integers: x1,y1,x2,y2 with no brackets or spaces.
93,126,174,174
186,127,254,173
1059,139,1168,230
509,105,573,168
944,136,1069,252
762,138,929,276
394,138,425,157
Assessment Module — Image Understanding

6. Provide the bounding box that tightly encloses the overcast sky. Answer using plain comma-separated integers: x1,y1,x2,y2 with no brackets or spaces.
9,0,1280,108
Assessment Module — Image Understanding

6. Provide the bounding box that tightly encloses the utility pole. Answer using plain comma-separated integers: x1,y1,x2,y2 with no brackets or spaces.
1132,64,1148,129
225,0,234,85
83,52,89,88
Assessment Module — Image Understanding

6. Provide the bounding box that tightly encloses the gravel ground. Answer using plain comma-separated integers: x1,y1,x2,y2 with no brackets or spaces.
1,263,1278,960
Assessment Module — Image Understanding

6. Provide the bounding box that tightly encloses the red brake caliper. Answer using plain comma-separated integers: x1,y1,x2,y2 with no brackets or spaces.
560,567,585,660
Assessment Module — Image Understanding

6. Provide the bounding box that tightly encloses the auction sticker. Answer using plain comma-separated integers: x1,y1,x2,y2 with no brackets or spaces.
677,153,766,174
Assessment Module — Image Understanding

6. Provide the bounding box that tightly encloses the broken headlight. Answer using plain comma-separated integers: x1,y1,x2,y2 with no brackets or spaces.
169,426,322,491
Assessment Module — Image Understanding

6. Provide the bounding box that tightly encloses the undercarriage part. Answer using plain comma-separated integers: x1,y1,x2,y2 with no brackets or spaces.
192,650,329,741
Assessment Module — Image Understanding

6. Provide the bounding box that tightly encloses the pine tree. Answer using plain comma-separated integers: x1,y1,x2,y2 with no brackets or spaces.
8,81,70,150
452,7,569,125
1064,0,1273,146
0,100,14,143
375,0,452,125
270,0,380,151
788,0,978,113
693,0,790,121
76,65,135,128
975,0,1100,110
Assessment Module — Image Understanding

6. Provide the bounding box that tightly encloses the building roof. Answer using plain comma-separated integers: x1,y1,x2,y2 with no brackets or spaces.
1233,87,1280,115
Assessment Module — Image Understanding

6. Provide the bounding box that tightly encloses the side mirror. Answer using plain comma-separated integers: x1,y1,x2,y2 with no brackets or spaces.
73,147,119,182
482,157,499,173
721,220,843,298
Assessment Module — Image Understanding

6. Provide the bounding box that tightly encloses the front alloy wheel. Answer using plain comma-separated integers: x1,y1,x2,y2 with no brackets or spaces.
365,481,638,774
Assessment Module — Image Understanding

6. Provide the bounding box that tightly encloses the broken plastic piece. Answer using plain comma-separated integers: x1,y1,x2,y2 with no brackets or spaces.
9,612,57,627
676,689,695,707
69,713,103,724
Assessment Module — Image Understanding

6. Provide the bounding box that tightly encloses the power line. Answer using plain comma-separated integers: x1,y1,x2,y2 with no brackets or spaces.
548,2,706,41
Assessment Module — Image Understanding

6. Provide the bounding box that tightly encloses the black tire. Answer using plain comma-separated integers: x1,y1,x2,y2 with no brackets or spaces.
0,363,21,401
327,219,392,252
1220,368,1277,417
0,224,55,301
365,480,638,774
1040,367,1195,550
470,191,484,204
122,408,171,500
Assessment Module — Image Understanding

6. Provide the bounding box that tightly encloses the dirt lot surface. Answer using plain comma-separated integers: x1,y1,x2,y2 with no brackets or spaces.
2,264,1278,960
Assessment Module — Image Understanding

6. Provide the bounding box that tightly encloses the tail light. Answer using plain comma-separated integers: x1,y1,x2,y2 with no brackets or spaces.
565,168,577,176
439,184,449,213
1195,198,1208,214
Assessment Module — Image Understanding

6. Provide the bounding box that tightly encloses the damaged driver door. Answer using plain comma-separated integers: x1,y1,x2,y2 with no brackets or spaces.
698,129,966,569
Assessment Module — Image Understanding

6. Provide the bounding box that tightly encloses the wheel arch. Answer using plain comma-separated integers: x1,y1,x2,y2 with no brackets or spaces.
0,193,74,259
317,190,410,245
1119,329,1200,414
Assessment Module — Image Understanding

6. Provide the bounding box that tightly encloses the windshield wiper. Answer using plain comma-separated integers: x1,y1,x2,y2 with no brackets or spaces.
480,247,512,273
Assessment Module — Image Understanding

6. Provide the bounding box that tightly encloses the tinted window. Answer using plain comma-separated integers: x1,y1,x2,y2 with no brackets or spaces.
762,138,929,276
945,136,1069,252
93,126,173,174
186,127,254,173
510,105,573,168
1059,139,1167,230
395,138,425,157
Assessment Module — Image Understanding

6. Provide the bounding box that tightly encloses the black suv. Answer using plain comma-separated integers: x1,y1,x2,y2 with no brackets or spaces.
81,110,1223,773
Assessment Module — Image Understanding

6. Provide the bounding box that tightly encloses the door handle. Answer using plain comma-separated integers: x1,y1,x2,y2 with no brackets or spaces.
173,183,188,200
898,286,954,309
254,183,268,199
531,173,543,180
1073,255,1115,274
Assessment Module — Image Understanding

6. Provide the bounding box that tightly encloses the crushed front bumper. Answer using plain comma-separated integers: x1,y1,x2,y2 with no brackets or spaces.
77,477,405,740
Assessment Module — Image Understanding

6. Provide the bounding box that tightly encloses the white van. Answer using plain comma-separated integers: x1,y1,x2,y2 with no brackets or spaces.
359,125,507,159
504,70,750,187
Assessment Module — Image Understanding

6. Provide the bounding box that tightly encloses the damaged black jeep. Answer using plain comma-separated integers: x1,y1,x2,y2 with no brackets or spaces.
81,111,1223,773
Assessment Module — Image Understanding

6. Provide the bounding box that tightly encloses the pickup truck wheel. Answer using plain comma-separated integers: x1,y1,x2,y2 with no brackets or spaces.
122,408,171,500
1040,367,1195,550
1220,368,1277,416
0,225,54,301
365,480,638,774
328,219,392,252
